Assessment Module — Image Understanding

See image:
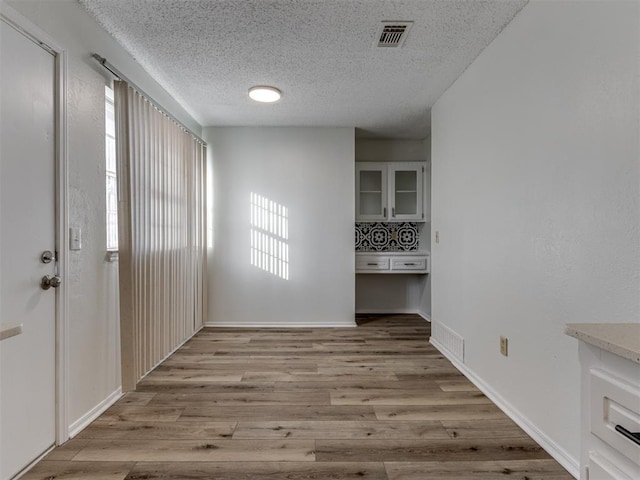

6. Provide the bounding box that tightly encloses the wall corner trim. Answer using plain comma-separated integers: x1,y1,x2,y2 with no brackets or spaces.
417,310,431,322
429,337,579,478
68,387,122,439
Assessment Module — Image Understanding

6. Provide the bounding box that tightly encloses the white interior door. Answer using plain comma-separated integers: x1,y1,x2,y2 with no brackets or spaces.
0,18,57,480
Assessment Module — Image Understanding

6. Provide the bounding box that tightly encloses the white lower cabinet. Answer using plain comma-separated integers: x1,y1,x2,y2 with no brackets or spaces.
584,366,640,480
571,337,640,480
589,452,634,480
355,252,429,274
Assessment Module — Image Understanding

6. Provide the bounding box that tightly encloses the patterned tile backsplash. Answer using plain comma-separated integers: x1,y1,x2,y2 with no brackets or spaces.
355,222,419,252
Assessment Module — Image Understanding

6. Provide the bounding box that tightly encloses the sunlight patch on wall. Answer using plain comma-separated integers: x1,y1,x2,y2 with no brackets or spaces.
207,161,214,249
250,192,289,279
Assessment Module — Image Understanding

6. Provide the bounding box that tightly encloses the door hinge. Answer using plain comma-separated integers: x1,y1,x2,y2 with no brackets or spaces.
422,166,425,173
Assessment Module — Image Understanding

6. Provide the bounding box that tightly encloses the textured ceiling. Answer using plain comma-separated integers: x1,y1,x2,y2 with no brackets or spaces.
80,0,527,138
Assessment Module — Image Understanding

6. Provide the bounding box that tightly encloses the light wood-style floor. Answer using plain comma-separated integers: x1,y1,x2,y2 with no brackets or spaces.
24,315,572,479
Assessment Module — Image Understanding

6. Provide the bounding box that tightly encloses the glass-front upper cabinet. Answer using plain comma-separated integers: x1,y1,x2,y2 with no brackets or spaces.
389,163,423,221
356,163,388,221
355,162,425,222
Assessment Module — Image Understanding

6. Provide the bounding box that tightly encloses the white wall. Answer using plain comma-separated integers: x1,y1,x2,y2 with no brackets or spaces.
355,138,432,317
430,0,639,475
206,127,355,327
355,138,430,163
5,0,201,435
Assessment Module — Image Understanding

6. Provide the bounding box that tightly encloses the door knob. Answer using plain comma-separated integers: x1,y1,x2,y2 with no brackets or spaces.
41,275,62,290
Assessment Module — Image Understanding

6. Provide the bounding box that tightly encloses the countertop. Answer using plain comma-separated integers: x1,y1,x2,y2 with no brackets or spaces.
565,323,640,364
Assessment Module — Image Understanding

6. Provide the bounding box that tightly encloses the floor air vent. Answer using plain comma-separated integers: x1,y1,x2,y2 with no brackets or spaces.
431,321,465,363
377,21,413,48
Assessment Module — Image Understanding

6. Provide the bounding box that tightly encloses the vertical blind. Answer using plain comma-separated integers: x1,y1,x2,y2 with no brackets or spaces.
114,80,207,390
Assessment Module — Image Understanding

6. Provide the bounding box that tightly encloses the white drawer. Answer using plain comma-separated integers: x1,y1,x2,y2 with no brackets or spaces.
391,257,427,271
356,256,390,271
590,369,640,467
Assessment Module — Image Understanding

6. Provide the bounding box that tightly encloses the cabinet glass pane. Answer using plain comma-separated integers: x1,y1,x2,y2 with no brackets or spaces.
394,170,417,215
395,192,417,215
360,170,382,192
360,192,382,215
395,170,417,192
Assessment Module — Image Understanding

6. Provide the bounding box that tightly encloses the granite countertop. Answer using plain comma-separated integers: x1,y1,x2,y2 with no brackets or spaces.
565,323,640,364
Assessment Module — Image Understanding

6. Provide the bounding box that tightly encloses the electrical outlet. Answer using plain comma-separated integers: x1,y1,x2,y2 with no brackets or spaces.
500,336,508,356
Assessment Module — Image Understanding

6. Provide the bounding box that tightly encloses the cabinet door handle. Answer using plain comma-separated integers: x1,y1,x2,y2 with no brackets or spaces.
383,207,387,217
392,207,395,217
615,425,640,446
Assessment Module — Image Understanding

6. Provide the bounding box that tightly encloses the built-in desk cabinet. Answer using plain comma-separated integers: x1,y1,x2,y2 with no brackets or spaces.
356,252,430,274
356,162,425,222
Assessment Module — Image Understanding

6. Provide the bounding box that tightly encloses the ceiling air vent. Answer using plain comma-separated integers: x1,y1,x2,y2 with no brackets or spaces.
377,21,413,48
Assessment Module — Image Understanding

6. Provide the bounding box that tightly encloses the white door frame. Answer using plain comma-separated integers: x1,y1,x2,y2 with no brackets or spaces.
0,2,70,446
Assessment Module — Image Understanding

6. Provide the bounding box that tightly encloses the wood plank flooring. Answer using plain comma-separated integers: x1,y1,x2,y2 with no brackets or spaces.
23,315,572,479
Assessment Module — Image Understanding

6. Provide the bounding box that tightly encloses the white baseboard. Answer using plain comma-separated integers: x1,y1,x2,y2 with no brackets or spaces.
355,308,419,314
354,309,432,322
204,321,357,328
13,445,55,480
68,387,122,438
429,336,579,479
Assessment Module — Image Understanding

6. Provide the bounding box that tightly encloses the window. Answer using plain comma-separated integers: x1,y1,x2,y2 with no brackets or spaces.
105,86,118,250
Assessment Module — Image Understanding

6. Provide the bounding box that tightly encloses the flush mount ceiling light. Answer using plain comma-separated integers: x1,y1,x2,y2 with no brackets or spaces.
248,86,282,103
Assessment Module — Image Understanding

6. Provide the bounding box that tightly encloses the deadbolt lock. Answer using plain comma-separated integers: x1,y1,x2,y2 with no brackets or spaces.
41,250,55,264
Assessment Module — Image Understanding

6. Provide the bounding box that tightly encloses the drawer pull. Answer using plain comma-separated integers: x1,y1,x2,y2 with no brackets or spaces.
403,262,416,266
367,263,378,266
615,425,640,446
